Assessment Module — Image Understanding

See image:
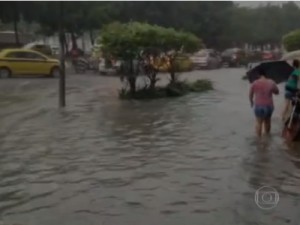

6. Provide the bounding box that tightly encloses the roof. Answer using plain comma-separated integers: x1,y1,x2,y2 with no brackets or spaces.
0,48,50,58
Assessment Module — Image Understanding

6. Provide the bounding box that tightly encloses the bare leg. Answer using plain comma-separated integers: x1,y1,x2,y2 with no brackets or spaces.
256,118,263,137
282,99,291,121
264,118,271,135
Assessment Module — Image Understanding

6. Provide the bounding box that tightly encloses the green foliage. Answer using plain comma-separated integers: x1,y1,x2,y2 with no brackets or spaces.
2,1,300,49
0,2,18,23
188,79,213,92
99,22,202,60
119,86,167,100
155,55,193,73
283,30,300,52
226,2,300,47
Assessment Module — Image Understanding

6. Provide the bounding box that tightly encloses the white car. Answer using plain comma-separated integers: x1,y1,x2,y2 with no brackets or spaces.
98,59,106,73
191,49,222,69
98,59,121,75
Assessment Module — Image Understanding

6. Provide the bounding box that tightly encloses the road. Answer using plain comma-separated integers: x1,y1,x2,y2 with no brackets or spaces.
0,69,300,225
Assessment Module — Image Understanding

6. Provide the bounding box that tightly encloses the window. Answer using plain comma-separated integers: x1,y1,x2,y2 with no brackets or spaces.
195,51,208,57
5,51,46,60
24,52,46,60
5,51,26,58
210,52,216,57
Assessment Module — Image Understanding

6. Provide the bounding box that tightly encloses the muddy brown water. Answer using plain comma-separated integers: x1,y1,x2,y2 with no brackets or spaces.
0,69,300,225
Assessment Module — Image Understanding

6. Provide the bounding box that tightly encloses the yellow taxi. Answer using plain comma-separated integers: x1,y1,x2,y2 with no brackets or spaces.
0,48,60,78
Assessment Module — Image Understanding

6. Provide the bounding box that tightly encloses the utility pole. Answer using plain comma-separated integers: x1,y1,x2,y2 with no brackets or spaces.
13,2,20,46
59,1,66,107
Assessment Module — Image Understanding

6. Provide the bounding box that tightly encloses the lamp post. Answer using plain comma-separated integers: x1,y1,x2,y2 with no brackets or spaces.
59,1,66,107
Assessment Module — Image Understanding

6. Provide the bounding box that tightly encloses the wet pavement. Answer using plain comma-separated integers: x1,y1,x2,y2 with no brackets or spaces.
0,69,300,225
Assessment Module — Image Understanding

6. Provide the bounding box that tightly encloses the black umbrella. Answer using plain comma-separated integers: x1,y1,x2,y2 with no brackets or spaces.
246,60,294,84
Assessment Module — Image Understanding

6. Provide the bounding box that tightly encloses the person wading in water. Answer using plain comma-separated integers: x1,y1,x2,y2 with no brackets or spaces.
249,69,279,137
282,59,300,121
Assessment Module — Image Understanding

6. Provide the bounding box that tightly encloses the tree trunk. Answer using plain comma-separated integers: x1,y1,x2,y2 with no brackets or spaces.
149,70,157,90
89,29,95,46
71,32,78,50
13,2,20,46
128,77,136,95
81,34,85,52
170,70,175,83
169,57,176,83
59,1,66,107
128,60,136,95
64,33,69,54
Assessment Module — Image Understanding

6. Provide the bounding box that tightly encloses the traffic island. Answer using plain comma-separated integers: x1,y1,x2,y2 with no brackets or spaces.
119,79,213,100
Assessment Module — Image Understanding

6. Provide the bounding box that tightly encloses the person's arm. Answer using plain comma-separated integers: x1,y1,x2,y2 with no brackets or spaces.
286,74,298,92
272,82,279,95
249,83,254,107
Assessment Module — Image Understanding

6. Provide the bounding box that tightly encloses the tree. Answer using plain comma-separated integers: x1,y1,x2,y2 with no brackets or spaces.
7,1,300,52
85,2,118,45
109,1,233,49
100,22,202,95
283,29,300,52
0,2,21,45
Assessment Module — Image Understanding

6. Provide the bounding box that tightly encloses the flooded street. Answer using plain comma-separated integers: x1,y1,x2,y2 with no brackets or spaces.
1,68,300,225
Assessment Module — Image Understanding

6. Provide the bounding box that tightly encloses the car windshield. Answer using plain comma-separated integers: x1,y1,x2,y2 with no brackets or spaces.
224,49,234,54
195,51,208,57
222,49,239,56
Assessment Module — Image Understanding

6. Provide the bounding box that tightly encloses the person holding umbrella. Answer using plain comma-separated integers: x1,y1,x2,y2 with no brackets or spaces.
282,59,300,121
249,69,279,137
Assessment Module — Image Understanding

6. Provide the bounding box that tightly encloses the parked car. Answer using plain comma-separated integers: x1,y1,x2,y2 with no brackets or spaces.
262,50,282,60
221,48,246,67
23,43,53,57
99,58,121,75
0,48,60,78
261,51,277,61
245,50,262,64
190,49,222,69
51,46,60,56
72,57,89,74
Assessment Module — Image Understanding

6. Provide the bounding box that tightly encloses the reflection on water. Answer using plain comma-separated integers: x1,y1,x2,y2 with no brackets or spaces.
0,70,300,225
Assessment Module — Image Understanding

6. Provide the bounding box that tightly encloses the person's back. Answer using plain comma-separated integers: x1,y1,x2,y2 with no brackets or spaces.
251,78,278,107
249,70,279,137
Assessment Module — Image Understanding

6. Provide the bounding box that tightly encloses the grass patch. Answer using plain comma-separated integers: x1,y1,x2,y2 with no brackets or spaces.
119,79,213,100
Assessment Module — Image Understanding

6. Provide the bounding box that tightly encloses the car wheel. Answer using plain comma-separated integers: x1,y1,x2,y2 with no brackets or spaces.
0,67,11,78
50,67,60,78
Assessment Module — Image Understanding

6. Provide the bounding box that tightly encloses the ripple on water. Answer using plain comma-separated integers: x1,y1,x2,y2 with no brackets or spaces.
1,71,300,225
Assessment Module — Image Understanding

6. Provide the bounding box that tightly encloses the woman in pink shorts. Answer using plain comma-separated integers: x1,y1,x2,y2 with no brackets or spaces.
249,69,279,137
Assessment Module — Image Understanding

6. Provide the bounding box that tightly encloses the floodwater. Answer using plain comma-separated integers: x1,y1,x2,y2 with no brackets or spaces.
0,69,300,225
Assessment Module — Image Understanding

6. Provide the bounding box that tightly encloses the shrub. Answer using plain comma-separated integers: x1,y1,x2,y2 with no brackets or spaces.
188,79,213,92
174,56,193,72
283,29,300,52
157,55,193,73
119,79,213,100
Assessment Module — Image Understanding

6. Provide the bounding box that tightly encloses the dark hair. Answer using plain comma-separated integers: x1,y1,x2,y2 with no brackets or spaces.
293,59,299,68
